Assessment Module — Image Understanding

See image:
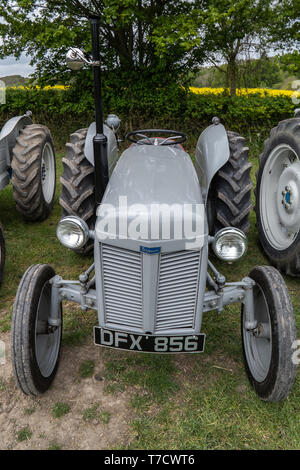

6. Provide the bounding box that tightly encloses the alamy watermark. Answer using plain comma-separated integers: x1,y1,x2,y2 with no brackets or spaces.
96,196,205,249
0,340,5,365
292,340,300,365
0,80,6,105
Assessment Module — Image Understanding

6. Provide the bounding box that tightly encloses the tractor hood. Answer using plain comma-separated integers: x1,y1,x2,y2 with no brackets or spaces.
95,143,207,252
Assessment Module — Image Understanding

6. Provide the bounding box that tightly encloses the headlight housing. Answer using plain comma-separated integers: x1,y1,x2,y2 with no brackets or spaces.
212,227,247,262
56,216,89,250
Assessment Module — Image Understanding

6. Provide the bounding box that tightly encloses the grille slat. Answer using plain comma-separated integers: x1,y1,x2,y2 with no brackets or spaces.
155,250,200,332
102,244,143,328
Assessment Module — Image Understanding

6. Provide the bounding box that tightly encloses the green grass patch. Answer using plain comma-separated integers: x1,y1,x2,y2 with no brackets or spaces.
48,441,62,450
79,359,95,378
82,403,111,424
99,410,111,424
82,404,99,422
104,352,178,400
24,407,36,416
51,402,71,418
16,427,32,442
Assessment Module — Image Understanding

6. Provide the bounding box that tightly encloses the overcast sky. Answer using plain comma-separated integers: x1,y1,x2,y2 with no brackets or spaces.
0,54,35,77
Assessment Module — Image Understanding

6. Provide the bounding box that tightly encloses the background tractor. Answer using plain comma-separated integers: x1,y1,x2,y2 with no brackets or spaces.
255,109,300,275
10,16,297,403
0,112,56,286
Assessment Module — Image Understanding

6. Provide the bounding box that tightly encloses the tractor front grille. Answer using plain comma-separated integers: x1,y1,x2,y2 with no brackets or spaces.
101,244,143,328
100,244,201,333
155,250,200,332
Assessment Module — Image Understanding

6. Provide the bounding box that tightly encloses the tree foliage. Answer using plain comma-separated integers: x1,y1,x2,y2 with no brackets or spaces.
0,0,195,86
152,0,299,94
0,0,299,95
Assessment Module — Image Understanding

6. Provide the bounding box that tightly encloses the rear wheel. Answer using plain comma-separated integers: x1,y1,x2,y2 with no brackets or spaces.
207,131,252,235
255,118,300,275
59,128,95,254
11,264,62,396
241,266,296,402
0,223,5,287
12,124,56,221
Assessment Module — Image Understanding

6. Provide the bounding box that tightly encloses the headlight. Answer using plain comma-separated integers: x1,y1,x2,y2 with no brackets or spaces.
56,216,89,249
212,227,247,262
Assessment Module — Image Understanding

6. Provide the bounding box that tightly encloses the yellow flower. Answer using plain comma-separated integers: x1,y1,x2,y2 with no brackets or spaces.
189,86,300,98
8,85,69,90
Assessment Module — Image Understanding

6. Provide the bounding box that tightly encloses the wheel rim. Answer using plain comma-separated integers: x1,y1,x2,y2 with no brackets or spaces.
35,281,61,378
243,284,272,382
41,142,55,204
259,144,300,250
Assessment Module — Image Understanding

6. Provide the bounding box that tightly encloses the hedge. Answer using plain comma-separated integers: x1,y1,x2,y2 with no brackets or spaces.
0,85,297,134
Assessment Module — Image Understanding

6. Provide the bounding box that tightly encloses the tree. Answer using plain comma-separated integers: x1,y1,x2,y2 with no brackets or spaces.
152,0,292,95
0,0,194,86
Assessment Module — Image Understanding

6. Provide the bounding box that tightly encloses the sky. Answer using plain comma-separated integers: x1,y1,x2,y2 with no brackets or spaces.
0,54,35,78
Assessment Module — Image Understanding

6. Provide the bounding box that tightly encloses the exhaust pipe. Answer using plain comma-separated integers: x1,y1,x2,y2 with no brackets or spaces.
90,15,108,205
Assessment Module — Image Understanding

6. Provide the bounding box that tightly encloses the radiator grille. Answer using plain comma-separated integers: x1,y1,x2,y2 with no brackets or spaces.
155,250,200,332
101,244,143,328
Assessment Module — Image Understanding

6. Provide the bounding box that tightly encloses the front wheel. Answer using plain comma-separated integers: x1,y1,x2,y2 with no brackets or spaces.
0,223,5,287
11,264,62,396
241,265,297,402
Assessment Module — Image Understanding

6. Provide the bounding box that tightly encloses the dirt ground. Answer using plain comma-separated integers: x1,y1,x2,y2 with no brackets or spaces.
0,332,133,450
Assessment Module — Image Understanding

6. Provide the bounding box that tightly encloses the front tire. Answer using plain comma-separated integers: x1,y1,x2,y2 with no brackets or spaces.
12,124,56,222
255,118,300,275
207,131,252,235
11,264,62,396
241,266,296,402
0,223,5,287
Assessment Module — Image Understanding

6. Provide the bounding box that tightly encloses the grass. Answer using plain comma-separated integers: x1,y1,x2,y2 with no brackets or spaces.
82,404,99,422
48,441,62,450
79,359,95,378
0,122,299,449
51,402,71,418
82,404,111,424
24,407,36,416
100,410,111,424
16,427,32,442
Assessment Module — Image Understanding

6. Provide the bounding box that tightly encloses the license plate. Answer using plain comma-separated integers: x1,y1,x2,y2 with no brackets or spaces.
94,327,205,353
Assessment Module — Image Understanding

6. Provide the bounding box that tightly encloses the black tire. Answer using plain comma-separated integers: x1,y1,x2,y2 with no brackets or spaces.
0,223,5,287
255,118,300,276
12,124,56,222
207,131,252,235
11,264,62,396
241,265,297,402
59,128,95,254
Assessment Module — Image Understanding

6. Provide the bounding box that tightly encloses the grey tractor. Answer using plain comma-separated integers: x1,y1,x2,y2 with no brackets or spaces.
255,109,300,276
11,16,297,402
0,112,56,286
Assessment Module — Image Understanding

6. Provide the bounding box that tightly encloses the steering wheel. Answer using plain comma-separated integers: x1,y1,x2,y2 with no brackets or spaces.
126,129,187,146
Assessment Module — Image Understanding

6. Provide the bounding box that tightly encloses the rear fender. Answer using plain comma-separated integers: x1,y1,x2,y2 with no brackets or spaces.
0,113,33,190
84,122,118,176
195,123,230,204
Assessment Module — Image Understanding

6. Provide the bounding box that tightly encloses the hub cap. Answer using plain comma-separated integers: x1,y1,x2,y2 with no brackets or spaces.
41,142,55,204
35,281,61,378
260,144,300,250
243,284,272,382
